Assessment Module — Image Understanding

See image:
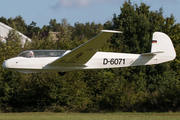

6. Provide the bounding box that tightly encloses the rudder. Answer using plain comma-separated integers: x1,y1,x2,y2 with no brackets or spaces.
151,32,176,64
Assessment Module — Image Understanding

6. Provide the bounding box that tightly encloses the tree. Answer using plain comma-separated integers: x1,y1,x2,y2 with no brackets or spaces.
27,21,41,33
0,0,180,112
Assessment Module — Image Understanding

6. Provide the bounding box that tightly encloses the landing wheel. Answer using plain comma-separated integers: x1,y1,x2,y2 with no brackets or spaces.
58,72,66,76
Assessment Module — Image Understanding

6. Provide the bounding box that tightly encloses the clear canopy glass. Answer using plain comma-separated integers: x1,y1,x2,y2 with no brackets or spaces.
18,50,68,58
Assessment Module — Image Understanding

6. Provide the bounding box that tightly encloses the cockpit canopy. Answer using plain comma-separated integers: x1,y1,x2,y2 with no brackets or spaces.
18,50,70,58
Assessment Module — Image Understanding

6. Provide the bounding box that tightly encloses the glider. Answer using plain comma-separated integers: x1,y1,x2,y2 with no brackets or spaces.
2,30,176,75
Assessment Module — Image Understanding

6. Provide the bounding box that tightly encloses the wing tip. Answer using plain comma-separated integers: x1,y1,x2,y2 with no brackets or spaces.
101,30,123,33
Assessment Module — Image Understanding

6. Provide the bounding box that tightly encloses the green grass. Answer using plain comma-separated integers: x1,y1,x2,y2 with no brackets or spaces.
0,112,180,120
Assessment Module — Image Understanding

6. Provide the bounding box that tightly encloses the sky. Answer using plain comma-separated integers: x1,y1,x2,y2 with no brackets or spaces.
0,0,179,28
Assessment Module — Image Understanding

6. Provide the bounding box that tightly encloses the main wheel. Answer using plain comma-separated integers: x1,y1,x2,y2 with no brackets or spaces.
58,72,66,76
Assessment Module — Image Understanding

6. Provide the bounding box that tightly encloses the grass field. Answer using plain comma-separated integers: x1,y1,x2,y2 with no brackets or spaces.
0,112,180,120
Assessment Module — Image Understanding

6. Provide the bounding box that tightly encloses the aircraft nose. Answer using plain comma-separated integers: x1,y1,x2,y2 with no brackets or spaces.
2,60,8,69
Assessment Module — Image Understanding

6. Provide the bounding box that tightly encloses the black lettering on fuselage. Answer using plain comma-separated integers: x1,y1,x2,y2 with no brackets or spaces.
103,58,109,65
103,58,125,65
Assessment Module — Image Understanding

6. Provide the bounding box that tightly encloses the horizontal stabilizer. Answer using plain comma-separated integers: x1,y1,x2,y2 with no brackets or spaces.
141,51,164,56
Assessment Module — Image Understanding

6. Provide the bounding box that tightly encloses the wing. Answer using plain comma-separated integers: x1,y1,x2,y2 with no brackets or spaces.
49,30,122,66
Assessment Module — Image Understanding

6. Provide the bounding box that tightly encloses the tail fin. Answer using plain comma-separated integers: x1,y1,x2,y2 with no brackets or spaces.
151,32,176,63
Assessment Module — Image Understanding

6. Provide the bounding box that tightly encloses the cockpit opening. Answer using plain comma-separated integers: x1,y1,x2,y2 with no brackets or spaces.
18,50,70,58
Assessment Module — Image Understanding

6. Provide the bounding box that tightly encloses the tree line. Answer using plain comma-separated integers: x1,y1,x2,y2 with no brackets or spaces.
0,0,180,112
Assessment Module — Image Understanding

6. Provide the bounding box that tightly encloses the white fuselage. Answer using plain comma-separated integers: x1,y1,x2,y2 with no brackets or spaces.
2,31,176,74
2,51,157,73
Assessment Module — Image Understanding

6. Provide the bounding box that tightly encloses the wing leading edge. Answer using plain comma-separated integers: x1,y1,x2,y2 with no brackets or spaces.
49,30,122,66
